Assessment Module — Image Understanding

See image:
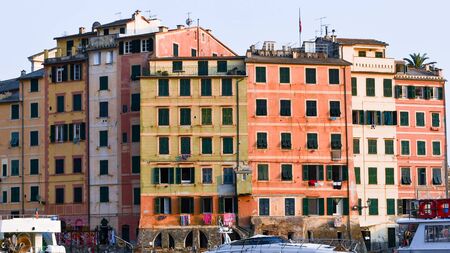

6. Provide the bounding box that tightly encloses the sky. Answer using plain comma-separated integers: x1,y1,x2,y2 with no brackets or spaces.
0,0,449,143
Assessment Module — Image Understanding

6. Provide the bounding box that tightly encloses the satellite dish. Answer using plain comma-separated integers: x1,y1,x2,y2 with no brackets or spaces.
186,12,193,27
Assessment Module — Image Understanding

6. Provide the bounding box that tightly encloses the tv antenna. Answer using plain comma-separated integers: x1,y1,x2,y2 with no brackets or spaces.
145,10,156,19
186,12,193,27
115,12,122,19
316,16,327,36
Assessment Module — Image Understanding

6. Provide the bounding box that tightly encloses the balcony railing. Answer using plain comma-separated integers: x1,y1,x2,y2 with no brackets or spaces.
331,150,342,161
88,34,118,49
352,56,396,73
147,66,246,77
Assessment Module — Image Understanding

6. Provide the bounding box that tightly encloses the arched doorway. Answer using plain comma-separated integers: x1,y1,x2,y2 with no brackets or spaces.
199,231,208,249
185,231,193,247
168,233,175,248
154,233,162,248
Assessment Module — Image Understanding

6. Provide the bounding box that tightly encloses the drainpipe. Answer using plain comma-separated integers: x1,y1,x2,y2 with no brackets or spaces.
86,59,91,228
197,19,200,56
443,79,448,198
21,78,25,215
343,66,351,240
234,78,244,227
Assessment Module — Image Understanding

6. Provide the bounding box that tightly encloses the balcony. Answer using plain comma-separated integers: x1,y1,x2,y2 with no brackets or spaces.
44,53,87,64
331,150,342,161
236,169,252,195
88,35,118,50
146,66,246,77
352,57,395,73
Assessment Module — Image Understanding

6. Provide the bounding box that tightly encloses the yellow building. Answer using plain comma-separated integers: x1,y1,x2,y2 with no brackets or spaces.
139,57,249,249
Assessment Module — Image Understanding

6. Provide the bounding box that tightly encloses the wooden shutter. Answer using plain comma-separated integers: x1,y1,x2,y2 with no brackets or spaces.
302,165,309,180
153,168,160,184
51,67,56,83
70,64,74,81
318,198,325,215
318,165,324,181
342,166,348,181
176,167,181,184
397,199,403,215
50,125,55,143
154,197,160,214
343,198,349,215
438,87,443,99
327,198,334,215
302,198,309,215
63,124,68,142
218,197,224,214
169,167,174,184
131,40,140,53
62,65,68,81
119,42,124,55
80,123,86,140
68,124,73,141
190,168,195,184
326,165,333,180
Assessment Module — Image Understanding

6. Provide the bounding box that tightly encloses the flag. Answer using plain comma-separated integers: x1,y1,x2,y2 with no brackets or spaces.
299,9,302,33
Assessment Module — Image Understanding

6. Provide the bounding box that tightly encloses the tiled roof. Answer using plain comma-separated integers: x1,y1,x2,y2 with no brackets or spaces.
18,69,45,80
336,38,388,46
0,78,19,93
0,91,19,103
96,18,132,29
245,55,351,66
53,31,96,40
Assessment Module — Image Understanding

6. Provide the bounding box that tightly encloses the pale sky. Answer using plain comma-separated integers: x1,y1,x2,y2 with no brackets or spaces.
1,0,449,146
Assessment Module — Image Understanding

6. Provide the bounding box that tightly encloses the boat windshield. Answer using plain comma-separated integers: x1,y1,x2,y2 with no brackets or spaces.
425,225,450,243
399,223,418,247
230,236,288,246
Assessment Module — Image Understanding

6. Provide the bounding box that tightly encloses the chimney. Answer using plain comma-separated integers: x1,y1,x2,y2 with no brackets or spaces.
44,49,49,59
205,29,212,33
20,70,26,77
133,10,141,19
177,25,185,30
158,26,168,33
79,27,85,34
425,64,430,71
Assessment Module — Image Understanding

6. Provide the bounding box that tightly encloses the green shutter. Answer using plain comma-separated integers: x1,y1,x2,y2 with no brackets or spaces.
369,167,377,184
218,197,224,214
153,168,160,184
358,199,362,215
303,198,309,215
342,166,348,181
198,61,208,76
366,78,375,96
355,167,361,184
327,198,334,215
154,198,160,214
279,67,290,83
318,165,324,181
131,65,141,80
369,199,379,215
326,165,333,180
190,168,195,183
385,168,394,185
343,198,349,215
438,87,443,100
302,165,309,180
318,198,325,215
407,86,415,99
387,199,395,215
255,67,266,83
169,168,174,184
50,125,55,143
99,76,108,90
383,79,392,97
395,86,402,98
176,167,181,184
305,68,316,84
351,77,357,96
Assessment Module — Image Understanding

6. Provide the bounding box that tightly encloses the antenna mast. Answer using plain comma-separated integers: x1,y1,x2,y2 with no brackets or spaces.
316,16,327,36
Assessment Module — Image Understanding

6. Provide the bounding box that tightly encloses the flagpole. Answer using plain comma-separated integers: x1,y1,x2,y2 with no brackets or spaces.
299,8,302,48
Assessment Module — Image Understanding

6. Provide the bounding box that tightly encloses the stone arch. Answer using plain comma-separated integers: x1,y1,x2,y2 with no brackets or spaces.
153,233,162,248
199,230,208,249
168,233,175,248
185,231,193,248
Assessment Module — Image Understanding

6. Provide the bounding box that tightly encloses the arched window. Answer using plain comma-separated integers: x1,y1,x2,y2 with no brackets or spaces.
199,231,208,249
154,233,162,248
185,231,193,248
168,233,175,248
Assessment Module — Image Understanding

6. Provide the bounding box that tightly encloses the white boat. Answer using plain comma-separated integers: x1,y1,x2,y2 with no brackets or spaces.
0,215,66,253
397,217,450,253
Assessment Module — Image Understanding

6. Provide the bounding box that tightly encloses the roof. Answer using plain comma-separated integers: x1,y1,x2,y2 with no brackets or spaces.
395,67,445,81
18,69,45,80
150,56,245,61
0,78,19,93
0,91,20,103
245,55,351,66
336,38,388,46
53,31,96,40
96,18,133,29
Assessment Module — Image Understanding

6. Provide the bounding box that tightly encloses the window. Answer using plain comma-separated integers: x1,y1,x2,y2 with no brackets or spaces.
30,131,39,146
355,167,361,184
285,198,295,216
73,158,82,173
30,159,39,175
383,111,397,125
307,133,318,149
173,43,179,57
281,164,293,181
55,67,64,82
331,134,342,150
401,140,410,155
198,61,208,76
10,132,19,147
351,77,357,96
222,108,233,125
99,101,108,117
133,188,140,205
180,137,191,155
221,79,232,96
385,139,394,155
30,186,39,202
201,108,212,125
72,94,82,111
53,124,65,143
328,69,339,84
2,191,6,203
99,160,108,175
368,139,377,154
366,78,375,96
122,132,127,143
432,113,440,127
158,108,169,126
368,167,378,184
432,141,441,155
55,159,64,174
180,79,191,96
256,132,267,149
281,133,292,149
180,108,191,126
353,139,360,154
131,65,141,80
132,156,140,174
303,198,324,215
131,125,140,142
180,167,194,184
387,199,395,215
159,137,169,155
417,168,426,186
305,68,316,84
99,76,108,90
401,168,412,185
172,61,183,72
416,112,425,127
329,101,341,117
141,39,152,52
72,64,81,80
433,168,442,185
191,48,197,56
279,67,290,83
326,165,348,182
30,79,39,92
255,67,266,83
11,187,20,203
93,52,101,65
201,137,212,154
306,100,317,116
201,197,212,213
99,130,108,147
100,186,109,202
375,52,383,58
131,93,140,111
222,137,233,154
217,61,227,72
202,168,212,184
302,165,324,181
154,197,172,214
358,51,366,57
55,188,64,204
417,141,426,156
153,168,174,184
11,160,19,176
400,112,409,126
280,100,291,116
259,198,270,216
105,51,113,64
385,168,394,185
56,95,64,112
201,79,212,96
30,103,38,118
158,79,169,96
180,197,194,214
256,99,267,116
73,187,83,204
368,198,378,215
383,79,393,97
223,167,234,184
258,164,269,181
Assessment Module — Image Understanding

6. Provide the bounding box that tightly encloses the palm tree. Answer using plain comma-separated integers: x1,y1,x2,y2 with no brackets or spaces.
403,53,436,68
